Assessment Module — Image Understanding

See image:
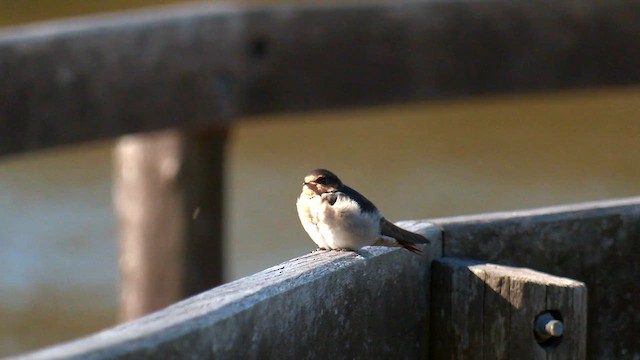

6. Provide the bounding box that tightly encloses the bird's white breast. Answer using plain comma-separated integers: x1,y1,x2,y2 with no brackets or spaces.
297,192,381,250
296,194,329,249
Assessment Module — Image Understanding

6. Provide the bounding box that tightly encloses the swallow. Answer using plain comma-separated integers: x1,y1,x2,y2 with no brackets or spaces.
296,169,430,253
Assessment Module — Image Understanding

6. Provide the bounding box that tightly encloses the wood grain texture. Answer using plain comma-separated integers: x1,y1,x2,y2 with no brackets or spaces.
507,270,547,359
1,0,640,155
482,270,510,360
431,258,587,360
11,223,442,359
430,259,454,359
546,282,588,360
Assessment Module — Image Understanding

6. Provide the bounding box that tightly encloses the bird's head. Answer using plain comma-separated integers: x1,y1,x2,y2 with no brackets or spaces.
302,168,343,196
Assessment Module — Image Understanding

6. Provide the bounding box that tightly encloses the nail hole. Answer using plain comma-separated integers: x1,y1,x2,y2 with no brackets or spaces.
250,37,268,60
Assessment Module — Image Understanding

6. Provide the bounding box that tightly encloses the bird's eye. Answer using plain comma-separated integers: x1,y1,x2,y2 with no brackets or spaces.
315,177,326,185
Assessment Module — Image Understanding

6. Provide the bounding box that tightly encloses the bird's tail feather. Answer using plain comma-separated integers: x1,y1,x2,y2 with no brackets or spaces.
378,217,430,253
374,236,421,253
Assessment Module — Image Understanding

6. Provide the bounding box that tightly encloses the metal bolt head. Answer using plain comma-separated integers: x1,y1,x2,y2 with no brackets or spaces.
535,312,564,343
545,319,564,337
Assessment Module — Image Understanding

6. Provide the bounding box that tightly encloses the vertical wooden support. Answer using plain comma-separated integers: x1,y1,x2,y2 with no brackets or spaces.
114,127,227,321
430,257,587,360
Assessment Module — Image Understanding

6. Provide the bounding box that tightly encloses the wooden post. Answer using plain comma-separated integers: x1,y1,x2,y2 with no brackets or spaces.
430,257,587,360
114,127,227,321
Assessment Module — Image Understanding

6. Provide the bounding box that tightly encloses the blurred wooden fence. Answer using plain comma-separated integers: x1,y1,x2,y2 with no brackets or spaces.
1,1,640,358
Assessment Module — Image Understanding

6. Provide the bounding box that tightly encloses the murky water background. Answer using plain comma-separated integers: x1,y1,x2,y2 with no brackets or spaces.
1,1,640,357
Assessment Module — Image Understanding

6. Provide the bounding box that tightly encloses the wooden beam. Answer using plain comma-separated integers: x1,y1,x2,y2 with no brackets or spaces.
10,198,640,359
12,224,442,359
1,1,640,155
432,197,640,360
114,128,227,321
431,257,587,359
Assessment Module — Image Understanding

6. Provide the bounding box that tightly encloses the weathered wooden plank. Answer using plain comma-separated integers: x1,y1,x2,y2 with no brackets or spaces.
433,197,640,360
10,223,441,360
114,128,227,321
507,270,547,359
397,219,444,353
432,258,587,360
430,257,486,359
430,259,454,359
481,268,510,360
546,281,588,360
0,4,245,157
1,0,640,155
6,196,636,359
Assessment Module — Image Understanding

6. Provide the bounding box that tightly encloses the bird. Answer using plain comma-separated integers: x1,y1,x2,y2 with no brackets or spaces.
296,168,430,253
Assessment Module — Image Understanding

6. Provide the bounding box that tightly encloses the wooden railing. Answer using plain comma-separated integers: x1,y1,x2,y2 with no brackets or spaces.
2,1,640,359
11,199,640,359
3,0,640,155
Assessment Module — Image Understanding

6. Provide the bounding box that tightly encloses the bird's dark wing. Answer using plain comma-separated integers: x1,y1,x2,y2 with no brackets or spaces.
340,185,378,214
